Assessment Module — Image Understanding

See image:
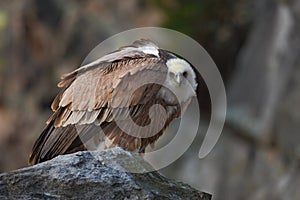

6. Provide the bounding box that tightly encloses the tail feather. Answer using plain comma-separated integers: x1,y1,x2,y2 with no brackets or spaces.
28,120,105,165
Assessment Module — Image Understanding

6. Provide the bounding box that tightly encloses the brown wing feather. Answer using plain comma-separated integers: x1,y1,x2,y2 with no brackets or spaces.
103,101,181,153
29,49,174,165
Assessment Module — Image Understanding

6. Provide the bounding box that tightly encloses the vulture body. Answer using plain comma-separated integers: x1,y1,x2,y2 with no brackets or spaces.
29,39,197,165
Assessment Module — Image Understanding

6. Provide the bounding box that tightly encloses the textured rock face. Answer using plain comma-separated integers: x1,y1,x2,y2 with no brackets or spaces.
0,148,211,200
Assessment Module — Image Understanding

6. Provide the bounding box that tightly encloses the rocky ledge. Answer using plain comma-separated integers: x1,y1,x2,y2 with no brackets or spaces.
0,147,211,199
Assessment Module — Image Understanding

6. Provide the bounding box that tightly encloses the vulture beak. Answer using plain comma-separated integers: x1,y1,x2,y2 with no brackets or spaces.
175,73,183,86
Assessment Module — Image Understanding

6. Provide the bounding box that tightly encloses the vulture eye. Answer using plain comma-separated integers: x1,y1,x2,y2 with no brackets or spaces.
183,71,188,78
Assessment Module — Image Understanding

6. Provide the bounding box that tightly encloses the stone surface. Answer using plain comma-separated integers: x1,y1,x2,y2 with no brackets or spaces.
0,148,211,200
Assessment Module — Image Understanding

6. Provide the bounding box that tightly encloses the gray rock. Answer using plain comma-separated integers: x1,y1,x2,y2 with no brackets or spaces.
0,147,211,200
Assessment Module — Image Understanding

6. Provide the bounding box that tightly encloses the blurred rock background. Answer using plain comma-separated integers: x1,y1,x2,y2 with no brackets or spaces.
0,0,299,199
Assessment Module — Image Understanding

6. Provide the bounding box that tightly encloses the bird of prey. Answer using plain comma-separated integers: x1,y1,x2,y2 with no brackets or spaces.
29,39,198,165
